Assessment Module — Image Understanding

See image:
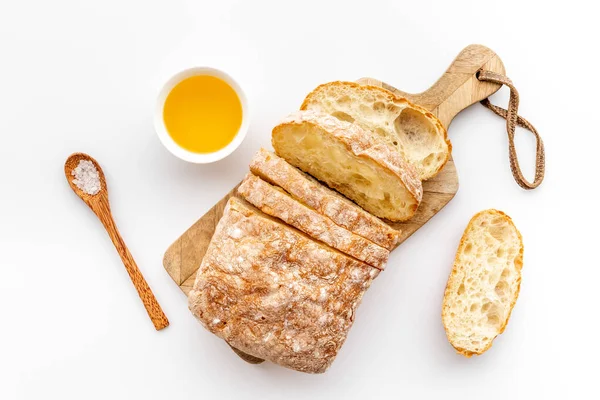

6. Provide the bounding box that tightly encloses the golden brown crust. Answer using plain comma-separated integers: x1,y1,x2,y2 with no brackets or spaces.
441,209,523,357
238,173,389,269
301,81,451,180
249,149,400,250
188,198,378,373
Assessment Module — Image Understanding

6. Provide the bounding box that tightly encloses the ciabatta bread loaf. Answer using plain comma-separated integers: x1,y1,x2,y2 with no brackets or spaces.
238,173,389,269
249,149,400,250
442,210,523,357
301,81,451,180
272,110,422,221
188,197,378,373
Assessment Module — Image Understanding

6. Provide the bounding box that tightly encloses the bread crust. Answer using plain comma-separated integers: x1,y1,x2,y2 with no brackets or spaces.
441,209,524,357
249,149,400,250
272,110,423,221
188,197,378,373
301,81,451,180
238,172,389,269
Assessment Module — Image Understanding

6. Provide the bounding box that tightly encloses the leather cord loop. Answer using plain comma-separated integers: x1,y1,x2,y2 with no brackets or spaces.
477,70,545,190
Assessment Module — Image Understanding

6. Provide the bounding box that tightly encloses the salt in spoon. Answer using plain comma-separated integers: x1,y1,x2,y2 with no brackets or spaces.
65,152,169,330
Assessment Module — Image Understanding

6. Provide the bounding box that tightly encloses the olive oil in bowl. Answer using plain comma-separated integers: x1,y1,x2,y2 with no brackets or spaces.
155,67,249,163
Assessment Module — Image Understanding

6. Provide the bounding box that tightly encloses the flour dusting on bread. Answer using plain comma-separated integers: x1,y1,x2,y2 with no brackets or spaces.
188,198,377,373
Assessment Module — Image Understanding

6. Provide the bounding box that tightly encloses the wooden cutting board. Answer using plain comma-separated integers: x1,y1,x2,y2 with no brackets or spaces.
163,44,506,363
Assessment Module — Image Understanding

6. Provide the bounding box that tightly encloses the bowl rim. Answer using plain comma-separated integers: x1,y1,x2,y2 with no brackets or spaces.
154,66,250,164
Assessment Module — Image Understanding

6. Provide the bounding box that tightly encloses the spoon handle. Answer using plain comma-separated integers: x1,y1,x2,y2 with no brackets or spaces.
94,197,170,330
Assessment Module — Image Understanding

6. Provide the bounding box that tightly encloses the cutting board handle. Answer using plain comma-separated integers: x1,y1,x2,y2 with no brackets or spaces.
360,44,506,129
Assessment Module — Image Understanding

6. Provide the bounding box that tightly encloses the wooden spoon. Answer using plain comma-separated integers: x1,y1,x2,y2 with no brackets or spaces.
65,152,169,330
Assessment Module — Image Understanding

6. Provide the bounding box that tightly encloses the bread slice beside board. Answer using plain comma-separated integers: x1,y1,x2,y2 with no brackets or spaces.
301,81,451,180
442,210,523,357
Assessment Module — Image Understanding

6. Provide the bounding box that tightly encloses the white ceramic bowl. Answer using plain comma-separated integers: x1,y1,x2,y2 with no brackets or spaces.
154,67,250,163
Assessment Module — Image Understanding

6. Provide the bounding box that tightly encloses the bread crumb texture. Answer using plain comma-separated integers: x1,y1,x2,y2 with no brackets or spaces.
301,81,450,180
442,209,523,357
272,110,422,221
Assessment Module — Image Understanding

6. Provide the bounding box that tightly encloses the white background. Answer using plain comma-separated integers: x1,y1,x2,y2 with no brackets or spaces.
1,0,598,399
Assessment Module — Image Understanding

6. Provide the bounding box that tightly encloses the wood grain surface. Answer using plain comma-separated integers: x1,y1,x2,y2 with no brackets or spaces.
66,153,170,331
163,44,506,360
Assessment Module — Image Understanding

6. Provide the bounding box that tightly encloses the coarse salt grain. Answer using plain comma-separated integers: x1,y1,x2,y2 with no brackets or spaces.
72,160,101,195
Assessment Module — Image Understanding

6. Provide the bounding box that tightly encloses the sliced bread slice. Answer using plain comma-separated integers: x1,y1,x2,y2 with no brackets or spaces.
301,81,451,180
442,209,523,357
238,173,389,269
249,148,400,250
272,110,422,222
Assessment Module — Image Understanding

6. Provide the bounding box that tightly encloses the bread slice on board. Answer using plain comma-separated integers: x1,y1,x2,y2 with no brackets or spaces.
442,210,523,357
188,197,379,374
238,172,389,269
301,81,451,180
249,149,400,250
272,110,422,222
